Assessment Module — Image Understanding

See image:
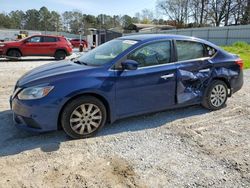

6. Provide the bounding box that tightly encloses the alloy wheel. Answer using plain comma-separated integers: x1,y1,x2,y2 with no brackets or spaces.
69,103,102,135
210,84,227,107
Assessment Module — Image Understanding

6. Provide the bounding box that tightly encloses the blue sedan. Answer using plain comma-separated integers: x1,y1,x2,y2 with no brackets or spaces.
10,34,244,139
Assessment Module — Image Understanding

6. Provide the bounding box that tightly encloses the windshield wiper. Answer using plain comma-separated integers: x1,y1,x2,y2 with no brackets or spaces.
72,60,88,66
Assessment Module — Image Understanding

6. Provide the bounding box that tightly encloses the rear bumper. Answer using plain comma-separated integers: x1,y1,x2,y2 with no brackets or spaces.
67,49,73,56
0,49,4,56
231,70,243,94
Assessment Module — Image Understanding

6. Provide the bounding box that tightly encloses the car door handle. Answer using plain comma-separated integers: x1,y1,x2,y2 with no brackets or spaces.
161,73,174,80
199,68,210,73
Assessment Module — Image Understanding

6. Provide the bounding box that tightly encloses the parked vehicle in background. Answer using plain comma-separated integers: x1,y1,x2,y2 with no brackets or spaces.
70,38,88,48
16,31,29,40
10,34,244,139
0,35,73,60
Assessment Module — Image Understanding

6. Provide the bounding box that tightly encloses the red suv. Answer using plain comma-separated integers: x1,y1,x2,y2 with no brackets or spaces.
70,39,88,48
0,35,73,60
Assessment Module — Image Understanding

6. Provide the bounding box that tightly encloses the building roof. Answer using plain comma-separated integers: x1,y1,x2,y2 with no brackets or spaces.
132,23,174,30
128,23,175,31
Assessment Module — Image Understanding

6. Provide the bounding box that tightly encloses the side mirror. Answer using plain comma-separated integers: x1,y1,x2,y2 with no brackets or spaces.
121,60,138,70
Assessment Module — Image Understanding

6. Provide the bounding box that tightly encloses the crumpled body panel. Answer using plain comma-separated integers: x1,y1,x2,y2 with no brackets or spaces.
176,67,239,104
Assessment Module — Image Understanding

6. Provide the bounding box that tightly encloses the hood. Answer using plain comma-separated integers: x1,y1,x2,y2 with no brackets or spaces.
17,60,95,87
1,41,21,45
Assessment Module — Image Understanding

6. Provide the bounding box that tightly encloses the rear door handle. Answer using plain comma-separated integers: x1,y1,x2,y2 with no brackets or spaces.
161,73,174,80
199,68,210,73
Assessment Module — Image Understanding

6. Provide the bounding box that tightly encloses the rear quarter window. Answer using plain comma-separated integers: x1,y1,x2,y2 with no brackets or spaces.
176,40,205,61
204,45,217,57
43,37,57,42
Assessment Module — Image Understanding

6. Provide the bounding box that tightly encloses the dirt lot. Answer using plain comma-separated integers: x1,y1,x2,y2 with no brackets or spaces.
0,57,249,188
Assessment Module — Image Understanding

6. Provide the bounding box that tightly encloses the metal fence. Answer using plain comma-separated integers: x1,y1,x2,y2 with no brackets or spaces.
130,24,250,46
0,29,79,41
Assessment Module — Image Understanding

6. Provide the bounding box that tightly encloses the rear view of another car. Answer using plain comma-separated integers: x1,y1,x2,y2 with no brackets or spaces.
70,39,88,48
0,42,5,57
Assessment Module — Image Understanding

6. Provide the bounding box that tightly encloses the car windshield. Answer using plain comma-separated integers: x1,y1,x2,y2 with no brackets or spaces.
77,39,138,66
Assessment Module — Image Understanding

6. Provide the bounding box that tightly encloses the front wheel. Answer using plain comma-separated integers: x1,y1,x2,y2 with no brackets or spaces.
202,80,228,110
6,49,21,59
61,96,107,139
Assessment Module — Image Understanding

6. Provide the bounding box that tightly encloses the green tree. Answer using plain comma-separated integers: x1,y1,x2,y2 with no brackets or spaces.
62,11,72,32
39,6,51,31
9,10,25,29
50,11,62,32
24,9,40,30
0,13,11,28
69,11,83,34
121,15,133,29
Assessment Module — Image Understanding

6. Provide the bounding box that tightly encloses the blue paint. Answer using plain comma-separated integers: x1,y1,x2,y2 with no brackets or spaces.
10,34,244,132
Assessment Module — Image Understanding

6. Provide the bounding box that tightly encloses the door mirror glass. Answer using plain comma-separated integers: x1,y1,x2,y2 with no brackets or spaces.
121,60,138,70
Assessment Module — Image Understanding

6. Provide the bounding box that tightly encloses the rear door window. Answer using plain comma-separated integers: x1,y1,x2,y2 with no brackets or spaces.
176,41,205,61
43,37,57,42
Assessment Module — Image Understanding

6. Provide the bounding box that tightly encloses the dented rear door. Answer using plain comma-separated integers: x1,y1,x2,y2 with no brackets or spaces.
174,40,213,104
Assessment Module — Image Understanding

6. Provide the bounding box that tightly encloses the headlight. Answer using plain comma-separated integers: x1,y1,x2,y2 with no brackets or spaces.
18,86,54,100
0,44,5,47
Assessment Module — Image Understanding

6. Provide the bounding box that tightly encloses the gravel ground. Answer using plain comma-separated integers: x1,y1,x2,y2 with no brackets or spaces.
0,56,249,188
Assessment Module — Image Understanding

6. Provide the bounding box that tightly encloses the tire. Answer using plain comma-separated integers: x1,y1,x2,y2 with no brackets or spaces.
55,50,66,60
6,49,21,59
61,96,107,139
202,80,228,110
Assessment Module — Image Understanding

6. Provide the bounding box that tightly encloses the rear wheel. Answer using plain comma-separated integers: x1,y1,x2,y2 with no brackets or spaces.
6,49,21,59
61,96,107,139
202,80,228,110
55,50,66,60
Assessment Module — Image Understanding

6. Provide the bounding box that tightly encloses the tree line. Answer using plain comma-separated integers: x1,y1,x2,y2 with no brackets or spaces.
0,1,249,34
157,0,250,27
0,6,159,34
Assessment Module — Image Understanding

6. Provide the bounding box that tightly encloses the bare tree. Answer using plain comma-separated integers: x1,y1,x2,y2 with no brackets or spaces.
207,0,228,26
141,9,154,23
190,0,209,26
157,0,191,26
242,0,250,24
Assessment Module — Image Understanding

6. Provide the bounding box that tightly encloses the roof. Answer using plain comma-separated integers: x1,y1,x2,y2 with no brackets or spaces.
29,34,64,38
120,34,194,41
119,34,219,49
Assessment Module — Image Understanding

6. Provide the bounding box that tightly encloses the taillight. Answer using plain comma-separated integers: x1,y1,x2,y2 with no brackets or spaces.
235,59,244,70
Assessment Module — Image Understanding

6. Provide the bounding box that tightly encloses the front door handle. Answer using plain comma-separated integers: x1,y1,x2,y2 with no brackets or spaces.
161,73,174,80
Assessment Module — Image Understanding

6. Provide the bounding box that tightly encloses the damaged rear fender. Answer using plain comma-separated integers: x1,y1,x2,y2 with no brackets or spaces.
176,67,238,104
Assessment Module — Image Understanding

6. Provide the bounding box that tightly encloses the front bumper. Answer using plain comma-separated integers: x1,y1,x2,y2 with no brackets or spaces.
10,96,60,133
